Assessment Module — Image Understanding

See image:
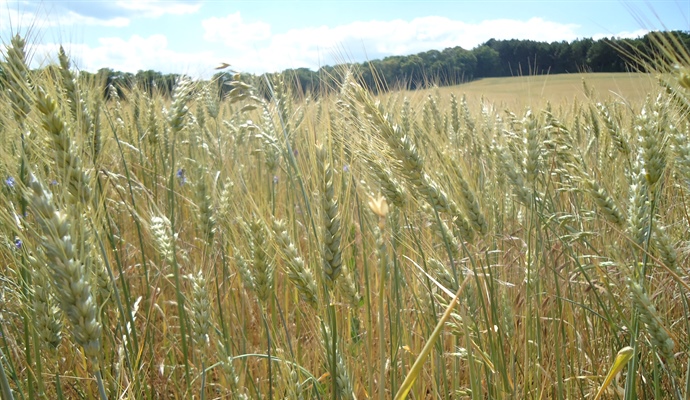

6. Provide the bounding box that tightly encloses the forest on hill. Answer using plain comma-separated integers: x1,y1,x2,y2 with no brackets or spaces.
286,30,690,93
3,30,688,98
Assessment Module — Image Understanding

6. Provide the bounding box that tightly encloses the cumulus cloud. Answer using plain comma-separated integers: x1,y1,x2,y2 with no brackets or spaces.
202,12,271,48
31,34,215,77
113,0,202,18
592,29,649,41
55,12,129,28
202,14,589,73
0,0,200,33
0,3,129,31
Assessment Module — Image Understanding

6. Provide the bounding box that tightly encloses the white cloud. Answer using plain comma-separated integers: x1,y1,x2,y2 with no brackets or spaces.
0,0,200,33
592,29,649,41
202,14,587,73
202,12,271,48
59,11,129,28
114,0,202,17
31,34,215,77
0,3,129,32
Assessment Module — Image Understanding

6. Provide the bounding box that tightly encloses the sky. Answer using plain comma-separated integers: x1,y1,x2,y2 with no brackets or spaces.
0,0,688,78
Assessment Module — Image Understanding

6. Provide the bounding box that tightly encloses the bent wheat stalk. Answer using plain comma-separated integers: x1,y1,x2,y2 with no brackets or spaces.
394,274,471,400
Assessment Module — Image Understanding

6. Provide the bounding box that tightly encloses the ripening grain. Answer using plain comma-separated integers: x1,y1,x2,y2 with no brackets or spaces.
0,32,688,400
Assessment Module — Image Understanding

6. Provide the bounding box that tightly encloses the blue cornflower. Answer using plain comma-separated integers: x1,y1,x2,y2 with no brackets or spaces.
176,168,187,185
14,238,22,249
5,176,15,188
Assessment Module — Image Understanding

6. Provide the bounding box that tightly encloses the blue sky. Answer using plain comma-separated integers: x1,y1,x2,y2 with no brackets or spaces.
0,1,688,77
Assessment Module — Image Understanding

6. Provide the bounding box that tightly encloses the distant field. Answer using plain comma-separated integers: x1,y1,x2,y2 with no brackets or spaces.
401,72,659,109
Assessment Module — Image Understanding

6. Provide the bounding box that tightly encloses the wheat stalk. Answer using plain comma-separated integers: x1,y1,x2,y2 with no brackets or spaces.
271,218,320,308
27,176,103,372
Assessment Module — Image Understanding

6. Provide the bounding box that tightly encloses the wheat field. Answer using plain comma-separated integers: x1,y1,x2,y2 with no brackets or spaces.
0,33,689,399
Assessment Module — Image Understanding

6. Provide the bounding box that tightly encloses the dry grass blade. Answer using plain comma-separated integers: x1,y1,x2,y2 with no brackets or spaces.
394,274,471,400
593,347,634,400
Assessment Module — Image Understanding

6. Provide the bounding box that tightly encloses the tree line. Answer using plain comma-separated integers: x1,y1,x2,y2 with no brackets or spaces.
274,30,689,94
2,30,688,98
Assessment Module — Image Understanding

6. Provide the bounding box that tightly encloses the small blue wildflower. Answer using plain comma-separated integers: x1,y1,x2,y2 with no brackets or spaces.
176,168,187,185
343,164,350,172
292,148,299,157
5,176,15,188
14,238,22,250
50,179,58,186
